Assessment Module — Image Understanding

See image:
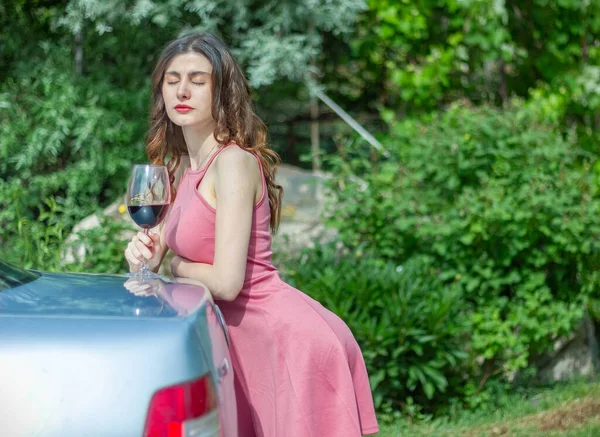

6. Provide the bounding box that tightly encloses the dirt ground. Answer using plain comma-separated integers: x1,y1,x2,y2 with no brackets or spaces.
461,397,600,437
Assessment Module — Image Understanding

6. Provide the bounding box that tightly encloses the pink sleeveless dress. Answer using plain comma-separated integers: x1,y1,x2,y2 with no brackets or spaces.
165,145,379,437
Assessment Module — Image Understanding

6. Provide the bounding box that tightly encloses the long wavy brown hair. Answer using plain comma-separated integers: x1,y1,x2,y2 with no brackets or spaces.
146,33,283,233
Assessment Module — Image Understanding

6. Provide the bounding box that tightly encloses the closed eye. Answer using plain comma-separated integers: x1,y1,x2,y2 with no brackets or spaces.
166,81,204,85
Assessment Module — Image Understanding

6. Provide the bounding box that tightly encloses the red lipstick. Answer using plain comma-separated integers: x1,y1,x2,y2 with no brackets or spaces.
174,104,194,113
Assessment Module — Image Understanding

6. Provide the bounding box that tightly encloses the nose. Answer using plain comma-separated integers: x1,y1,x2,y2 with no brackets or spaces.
176,80,191,101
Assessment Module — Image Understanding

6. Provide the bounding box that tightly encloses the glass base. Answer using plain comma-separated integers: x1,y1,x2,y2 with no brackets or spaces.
125,269,163,280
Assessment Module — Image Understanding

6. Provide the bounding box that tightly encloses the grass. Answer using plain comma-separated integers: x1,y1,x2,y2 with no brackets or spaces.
376,379,600,437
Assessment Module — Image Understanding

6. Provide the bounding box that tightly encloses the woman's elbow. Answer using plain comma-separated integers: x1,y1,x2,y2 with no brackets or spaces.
217,290,239,302
215,279,243,302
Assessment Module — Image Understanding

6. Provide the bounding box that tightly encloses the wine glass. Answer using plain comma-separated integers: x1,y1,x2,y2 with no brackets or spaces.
126,164,171,278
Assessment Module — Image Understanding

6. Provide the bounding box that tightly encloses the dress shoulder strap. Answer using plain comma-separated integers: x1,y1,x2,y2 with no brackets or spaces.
199,143,229,174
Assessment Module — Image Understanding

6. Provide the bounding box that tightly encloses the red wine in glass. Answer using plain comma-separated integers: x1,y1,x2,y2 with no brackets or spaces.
127,204,169,229
126,165,171,278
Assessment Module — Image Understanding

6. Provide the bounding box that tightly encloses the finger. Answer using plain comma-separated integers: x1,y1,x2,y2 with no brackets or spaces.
137,231,154,246
126,241,144,261
133,285,152,296
125,246,142,266
134,239,154,260
148,231,161,245
124,278,141,288
132,284,151,294
128,281,146,293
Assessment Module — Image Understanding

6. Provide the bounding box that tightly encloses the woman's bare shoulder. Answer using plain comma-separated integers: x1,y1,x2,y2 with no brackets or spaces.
215,145,261,183
217,144,258,168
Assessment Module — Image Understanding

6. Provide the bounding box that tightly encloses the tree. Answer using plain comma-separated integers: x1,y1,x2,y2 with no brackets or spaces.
320,0,600,125
55,0,366,88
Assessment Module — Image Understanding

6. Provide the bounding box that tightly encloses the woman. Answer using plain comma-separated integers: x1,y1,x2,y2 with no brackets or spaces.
124,33,379,437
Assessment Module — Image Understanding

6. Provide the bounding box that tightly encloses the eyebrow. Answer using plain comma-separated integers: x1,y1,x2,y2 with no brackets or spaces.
165,70,211,78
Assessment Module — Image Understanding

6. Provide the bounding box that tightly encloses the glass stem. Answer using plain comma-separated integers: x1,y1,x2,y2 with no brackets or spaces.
140,228,150,274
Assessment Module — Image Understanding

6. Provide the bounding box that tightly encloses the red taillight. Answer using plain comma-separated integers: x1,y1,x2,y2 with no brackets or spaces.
143,375,219,437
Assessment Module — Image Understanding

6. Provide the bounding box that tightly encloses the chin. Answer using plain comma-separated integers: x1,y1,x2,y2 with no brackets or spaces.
170,115,203,128
171,120,198,128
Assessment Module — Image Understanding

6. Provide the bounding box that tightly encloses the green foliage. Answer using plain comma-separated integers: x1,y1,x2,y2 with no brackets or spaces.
4,197,69,271
379,379,600,436
3,194,133,275
525,65,600,153
323,104,600,385
282,245,470,413
56,0,366,88
326,0,600,123
66,216,134,274
0,48,145,261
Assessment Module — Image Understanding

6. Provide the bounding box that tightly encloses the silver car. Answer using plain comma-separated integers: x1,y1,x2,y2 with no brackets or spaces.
0,260,237,437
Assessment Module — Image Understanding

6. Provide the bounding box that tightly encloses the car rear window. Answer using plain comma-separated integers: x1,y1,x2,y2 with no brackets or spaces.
0,260,40,291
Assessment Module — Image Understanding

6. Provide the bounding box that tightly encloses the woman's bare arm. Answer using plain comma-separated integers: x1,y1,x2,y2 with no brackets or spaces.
170,147,260,301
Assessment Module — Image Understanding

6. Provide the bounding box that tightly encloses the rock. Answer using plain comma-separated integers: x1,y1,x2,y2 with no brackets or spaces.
61,196,136,266
534,315,600,382
271,164,337,254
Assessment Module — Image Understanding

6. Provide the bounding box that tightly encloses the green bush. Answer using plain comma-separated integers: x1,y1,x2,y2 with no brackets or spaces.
3,197,69,271
281,245,470,415
323,103,600,392
66,215,133,274
0,46,146,262
3,193,133,275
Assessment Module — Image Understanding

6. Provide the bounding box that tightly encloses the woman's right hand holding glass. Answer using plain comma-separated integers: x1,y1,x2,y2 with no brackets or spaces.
125,231,163,273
